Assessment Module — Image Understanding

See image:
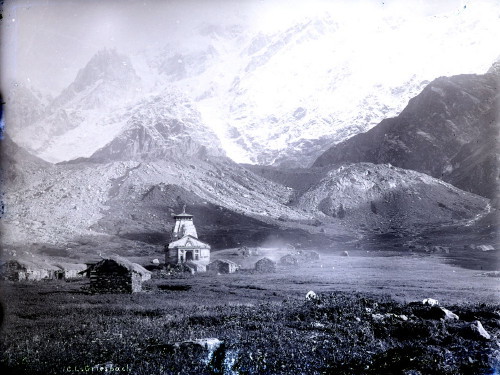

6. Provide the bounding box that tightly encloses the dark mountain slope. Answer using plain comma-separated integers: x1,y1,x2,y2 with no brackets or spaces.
313,70,499,198
0,134,52,183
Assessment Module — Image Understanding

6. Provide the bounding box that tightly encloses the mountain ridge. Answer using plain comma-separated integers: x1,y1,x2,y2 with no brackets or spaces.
313,70,499,198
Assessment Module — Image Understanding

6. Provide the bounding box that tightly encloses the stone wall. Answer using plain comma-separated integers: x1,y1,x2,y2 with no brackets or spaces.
90,270,142,293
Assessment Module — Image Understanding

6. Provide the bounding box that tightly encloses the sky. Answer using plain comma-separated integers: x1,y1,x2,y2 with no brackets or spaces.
1,0,498,95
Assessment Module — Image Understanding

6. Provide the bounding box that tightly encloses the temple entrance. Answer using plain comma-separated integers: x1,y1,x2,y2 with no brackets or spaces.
186,251,194,261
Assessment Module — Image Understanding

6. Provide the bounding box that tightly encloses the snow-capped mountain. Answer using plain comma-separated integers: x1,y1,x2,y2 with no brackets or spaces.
7,4,499,167
52,49,140,109
81,91,226,162
11,49,142,161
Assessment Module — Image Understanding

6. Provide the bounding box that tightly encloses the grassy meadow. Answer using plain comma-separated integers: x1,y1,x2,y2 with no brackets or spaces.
0,251,499,374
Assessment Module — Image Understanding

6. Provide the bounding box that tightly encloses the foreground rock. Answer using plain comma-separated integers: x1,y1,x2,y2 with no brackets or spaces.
470,320,491,340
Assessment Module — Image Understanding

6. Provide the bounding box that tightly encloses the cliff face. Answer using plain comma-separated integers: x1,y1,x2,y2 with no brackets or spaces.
313,70,499,198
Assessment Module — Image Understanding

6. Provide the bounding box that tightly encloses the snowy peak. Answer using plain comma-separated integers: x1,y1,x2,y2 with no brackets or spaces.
86,92,225,162
72,48,138,92
52,48,140,109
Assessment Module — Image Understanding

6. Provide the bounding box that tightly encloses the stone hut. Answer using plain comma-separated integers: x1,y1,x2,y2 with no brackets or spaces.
207,259,238,274
184,261,207,274
280,254,299,266
166,206,210,269
255,257,276,273
87,256,151,293
54,263,87,280
1,259,59,281
240,247,260,257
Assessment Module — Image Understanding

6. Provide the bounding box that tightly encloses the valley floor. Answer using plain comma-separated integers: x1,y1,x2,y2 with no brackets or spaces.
0,253,499,374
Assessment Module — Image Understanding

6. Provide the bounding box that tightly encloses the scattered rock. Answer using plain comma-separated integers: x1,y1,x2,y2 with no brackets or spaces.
470,320,491,340
311,321,325,329
416,305,459,321
179,338,224,364
477,245,495,252
422,298,439,306
371,313,385,321
440,307,459,321
305,290,318,301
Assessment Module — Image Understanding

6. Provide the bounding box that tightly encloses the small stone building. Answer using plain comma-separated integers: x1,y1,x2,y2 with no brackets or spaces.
166,207,210,269
87,256,151,293
280,254,299,266
184,261,207,274
240,247,260,257
1,259,59,281
54,263,87,280
207,259,238,274
255,257,276,273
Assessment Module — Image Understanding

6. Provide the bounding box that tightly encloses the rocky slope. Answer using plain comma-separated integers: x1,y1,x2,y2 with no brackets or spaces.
295,163,489,233
74,91,225,163
314,69,499,198
3,128,491,258
0,134,52,186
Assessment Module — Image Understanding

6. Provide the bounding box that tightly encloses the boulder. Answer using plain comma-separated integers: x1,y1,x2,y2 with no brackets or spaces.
422,298,439,306
178,338,224,364
305,290,318,301
440,307,459,320
342,251,349,257
416,306,459,320
477,245,495,252
470,320,491,340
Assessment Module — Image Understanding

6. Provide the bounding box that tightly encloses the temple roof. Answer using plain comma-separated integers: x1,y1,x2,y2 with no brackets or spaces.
174,204,193,218
168,235,210,249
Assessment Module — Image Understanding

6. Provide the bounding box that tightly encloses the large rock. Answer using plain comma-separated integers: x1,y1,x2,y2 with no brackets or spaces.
469,320,491,340
422,298,439,306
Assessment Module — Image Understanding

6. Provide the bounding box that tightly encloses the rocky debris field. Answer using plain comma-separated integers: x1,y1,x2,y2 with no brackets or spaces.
0,280,498,375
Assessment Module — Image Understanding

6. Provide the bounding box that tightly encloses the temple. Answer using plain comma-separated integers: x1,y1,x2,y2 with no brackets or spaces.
165,206,211,266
